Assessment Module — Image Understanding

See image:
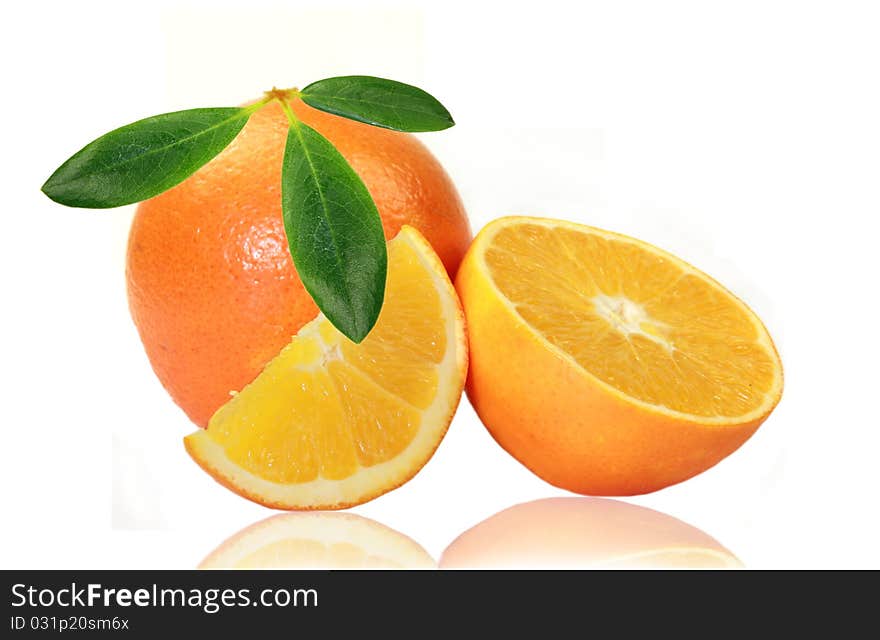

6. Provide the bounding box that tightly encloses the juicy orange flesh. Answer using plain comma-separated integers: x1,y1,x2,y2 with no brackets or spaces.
206,239,444,483
485,223,777,417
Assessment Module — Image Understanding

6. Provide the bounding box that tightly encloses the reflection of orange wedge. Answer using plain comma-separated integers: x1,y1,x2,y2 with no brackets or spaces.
185,227,468,510
200,513,435,569
440,498,741,569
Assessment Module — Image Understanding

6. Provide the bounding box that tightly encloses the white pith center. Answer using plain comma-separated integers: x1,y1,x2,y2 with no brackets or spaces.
592,293,672,349
298,318,344,371
319,341,342,367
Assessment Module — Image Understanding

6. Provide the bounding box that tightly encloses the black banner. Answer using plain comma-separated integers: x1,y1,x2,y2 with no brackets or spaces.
0,570,867,636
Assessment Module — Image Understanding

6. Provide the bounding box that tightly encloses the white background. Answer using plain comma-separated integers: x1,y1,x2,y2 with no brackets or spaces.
2,0,878,569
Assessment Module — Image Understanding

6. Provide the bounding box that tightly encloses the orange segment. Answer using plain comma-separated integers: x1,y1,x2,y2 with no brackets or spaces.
338,242,445,409
327,361,421,467
186,226,467,509
455,216,783,495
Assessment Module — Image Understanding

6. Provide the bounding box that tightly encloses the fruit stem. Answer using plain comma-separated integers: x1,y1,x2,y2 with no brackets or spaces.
261,86,303,128
263,86,301,113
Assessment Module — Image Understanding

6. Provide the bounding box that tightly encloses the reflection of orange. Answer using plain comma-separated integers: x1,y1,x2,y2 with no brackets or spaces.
127,98,471,427
200,512,434,569
440,498,741,569
455,217,783,495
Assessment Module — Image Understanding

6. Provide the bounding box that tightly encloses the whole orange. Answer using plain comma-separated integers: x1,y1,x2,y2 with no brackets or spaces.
126,97,471,427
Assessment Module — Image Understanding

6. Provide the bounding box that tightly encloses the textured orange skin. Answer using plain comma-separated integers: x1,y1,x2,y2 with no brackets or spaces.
440,498,740,567
127,98,470,427
455,223,778,496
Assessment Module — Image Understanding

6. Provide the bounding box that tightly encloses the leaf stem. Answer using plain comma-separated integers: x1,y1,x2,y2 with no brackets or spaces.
244,94,275,115
277,94,301,128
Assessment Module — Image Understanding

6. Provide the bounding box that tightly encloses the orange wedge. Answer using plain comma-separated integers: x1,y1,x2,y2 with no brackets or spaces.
455,216,783,495
200,513,434,569
186,226,467,509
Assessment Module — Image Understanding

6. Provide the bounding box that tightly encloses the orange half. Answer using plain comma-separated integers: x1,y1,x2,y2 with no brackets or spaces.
455,216,783,495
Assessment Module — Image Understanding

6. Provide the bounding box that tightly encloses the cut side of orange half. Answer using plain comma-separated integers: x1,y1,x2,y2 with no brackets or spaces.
186,226,467,509
455,216,783,495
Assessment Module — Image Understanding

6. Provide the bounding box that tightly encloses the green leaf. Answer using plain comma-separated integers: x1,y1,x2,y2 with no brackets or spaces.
282,119,387,342
42,107,255,208
301,76,454,132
